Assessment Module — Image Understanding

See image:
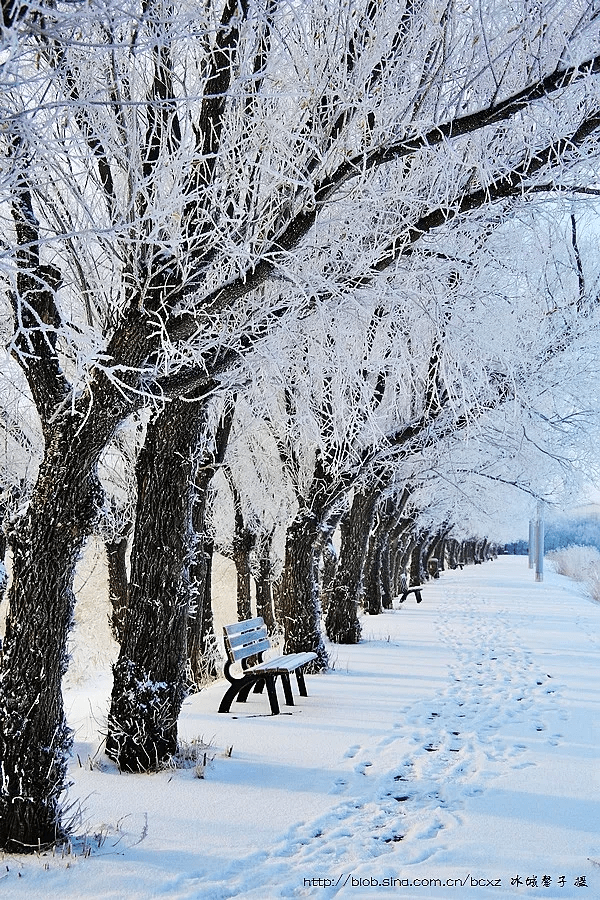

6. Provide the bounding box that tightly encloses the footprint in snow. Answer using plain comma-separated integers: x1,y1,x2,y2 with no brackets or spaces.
410,818,446,841
329,778,347,794
343,744,360,758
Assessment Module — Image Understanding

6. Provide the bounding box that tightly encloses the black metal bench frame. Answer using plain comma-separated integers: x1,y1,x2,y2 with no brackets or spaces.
398,573,423,604
218,617,317,715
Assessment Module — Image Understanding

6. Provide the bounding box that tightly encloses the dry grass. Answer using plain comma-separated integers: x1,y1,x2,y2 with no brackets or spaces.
547,544,600,602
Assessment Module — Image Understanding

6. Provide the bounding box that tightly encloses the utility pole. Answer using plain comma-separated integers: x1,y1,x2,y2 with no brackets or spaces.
535,500,545,582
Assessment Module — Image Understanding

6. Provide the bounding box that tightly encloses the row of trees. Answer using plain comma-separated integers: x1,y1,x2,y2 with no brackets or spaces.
1,0,600,852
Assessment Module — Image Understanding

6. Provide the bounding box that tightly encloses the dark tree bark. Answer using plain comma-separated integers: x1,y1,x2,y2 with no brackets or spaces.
360,490,413,611
234,530,254,621
0,516,7,606
0,355,139,851
0,435,102,849
463,540,476,566
389,525,406,598
476,538,489,563
446,538,458,569
325,489,377,642
106,525,131,644
187,472,218,691
106,397,204,772
379,526,395,610
434,533,447,574
421,532,439,579
362,502,399,614
277,511,328,671
408,539,423,587
227,474,255,622
254,528,277,633
319,531,338,617
362,518,385,615
187,403,234,689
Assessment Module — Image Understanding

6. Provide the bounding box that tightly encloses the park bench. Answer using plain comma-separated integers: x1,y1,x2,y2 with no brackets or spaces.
218,616,317,715
398,573,423,604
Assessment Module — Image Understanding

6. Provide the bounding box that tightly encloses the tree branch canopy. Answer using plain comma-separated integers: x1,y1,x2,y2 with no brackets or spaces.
169,52,600,343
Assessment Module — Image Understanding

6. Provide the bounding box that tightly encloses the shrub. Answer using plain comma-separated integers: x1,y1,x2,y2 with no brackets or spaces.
547,545,600,602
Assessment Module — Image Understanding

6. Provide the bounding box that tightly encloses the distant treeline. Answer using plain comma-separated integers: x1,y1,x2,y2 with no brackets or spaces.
503,516,600,555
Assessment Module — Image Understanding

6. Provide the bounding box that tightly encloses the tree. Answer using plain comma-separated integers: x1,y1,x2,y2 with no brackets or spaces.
3,0,600,848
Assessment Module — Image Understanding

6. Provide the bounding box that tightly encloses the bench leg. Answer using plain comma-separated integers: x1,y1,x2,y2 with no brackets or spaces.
415,590,423,604
281,672,294,706
237,681,256,703
252,677,265,695
219,679,252,714
399,592,407,604
295,668,308,697
265,675,280,715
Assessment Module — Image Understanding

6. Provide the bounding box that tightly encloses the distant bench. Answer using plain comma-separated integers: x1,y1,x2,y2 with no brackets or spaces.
218,616,317,716
398,573,423,604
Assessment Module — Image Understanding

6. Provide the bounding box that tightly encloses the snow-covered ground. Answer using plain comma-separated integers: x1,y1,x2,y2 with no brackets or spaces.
1,555,599,899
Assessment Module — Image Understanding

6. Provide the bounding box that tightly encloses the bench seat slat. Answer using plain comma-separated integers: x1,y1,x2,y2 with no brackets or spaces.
250,652,316,674
226,628,268,651
228,638,272,662
224,617,264,636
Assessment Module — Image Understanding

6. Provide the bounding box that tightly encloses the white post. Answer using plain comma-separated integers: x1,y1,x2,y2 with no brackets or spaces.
528,520,535,569
535,501,544,582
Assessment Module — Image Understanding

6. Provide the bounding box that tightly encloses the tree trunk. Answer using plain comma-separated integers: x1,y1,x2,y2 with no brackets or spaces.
234,534,254,621
319,533,338,617
230,485,255,622
0,523,7,609
423,532,440,579
325,489,377,643
463,540,476,566
225,467,256,621
435,535,447,574
277,512,328,671
390,527,406,597
106,398,202,772
446,538,459,569
409,538,425,586
106,527,131,644
363,522,384,614
362,501,396,614
254,529,276,633
379,525,394,609
187,474,219,691
187,403,234,689
0,415,114,851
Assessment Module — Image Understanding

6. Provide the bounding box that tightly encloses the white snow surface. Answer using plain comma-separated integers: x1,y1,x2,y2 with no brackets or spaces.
1,556,599,899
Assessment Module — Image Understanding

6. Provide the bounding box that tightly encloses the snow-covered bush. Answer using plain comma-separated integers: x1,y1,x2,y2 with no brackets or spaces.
547,545,600,602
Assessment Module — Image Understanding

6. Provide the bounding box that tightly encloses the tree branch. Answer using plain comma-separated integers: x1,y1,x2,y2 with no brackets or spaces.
171,54,600,341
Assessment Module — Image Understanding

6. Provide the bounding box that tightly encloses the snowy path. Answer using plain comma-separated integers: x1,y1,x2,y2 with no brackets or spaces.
2,557,599,899
186,569,596,899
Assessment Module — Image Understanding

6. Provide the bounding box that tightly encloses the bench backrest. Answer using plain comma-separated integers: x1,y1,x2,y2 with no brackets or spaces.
223,617,271,664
